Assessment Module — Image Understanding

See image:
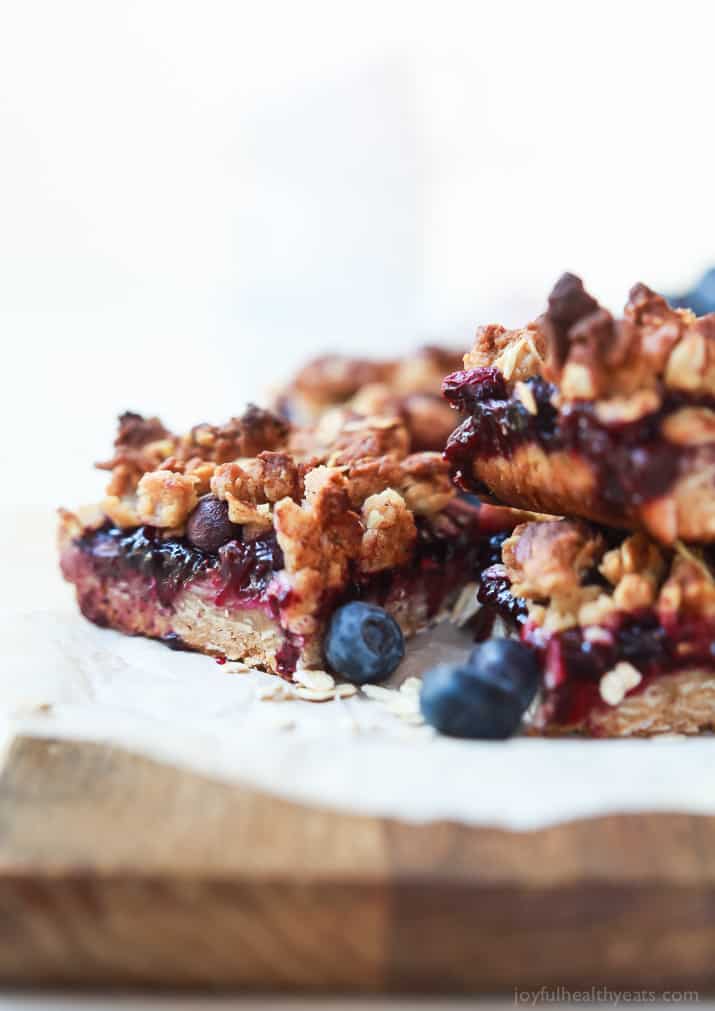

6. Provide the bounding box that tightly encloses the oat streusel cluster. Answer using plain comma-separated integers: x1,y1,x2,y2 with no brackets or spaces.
465,275,715,403
274,346,464,452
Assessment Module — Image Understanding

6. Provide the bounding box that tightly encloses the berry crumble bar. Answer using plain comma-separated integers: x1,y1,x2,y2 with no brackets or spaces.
477,518,715,735
59,405,518,677
274,346,464,452
443,274,715,543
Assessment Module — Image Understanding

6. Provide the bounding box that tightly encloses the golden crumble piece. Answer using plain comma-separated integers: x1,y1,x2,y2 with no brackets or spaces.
157,456,216,496
502,520,604,603
397,452,455,516
104,462,142,499
327,415,410,466
114,411,170,449
594,390,662,426
665,318,715,397
399,394,458,454
600,532,666,611
343,455,403,508
135,470,199,528
274,347,464,453
290,355,393,405
180,405,290,464
662,406,715,446
658,546,715,625
101,494,141,529
273,467,363,635
392,346,464,394
98,425,178,495
210,452,303,530
349,382,399,418
463,323,545,383
359,489,416,574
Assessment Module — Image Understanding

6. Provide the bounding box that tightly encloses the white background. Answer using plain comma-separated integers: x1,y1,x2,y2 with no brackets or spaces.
1,7,714,1004
2,0,714,502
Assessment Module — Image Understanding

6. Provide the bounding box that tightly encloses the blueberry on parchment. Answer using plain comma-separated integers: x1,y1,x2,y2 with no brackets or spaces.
420,638,539,739
325,602,404,684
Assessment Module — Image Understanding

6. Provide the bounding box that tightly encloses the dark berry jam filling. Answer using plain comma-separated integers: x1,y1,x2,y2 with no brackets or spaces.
346,499,515,621
76,522,284,610
215,536,285,608
275,636,303,676
477,563,715,728
527,608,715,729
442,367,507,411
477,563,528,626
77,524,214,607
443,366,715,508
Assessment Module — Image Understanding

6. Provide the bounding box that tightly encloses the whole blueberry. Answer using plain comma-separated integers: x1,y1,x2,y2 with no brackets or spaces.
666,267,715,316
419,663,526,739
186,496,242,553
325,602,404,684
467,638,540,710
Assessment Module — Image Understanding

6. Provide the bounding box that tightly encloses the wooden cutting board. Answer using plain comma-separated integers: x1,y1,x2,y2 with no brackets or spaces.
0,735,713,993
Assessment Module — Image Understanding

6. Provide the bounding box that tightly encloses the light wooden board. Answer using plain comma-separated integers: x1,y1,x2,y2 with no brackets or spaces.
0,735,713,992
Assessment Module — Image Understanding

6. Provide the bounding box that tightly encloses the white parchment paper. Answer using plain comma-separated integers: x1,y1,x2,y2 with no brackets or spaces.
3,507,715,830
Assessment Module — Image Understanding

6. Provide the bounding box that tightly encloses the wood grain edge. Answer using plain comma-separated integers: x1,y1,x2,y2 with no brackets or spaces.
0,736,713,992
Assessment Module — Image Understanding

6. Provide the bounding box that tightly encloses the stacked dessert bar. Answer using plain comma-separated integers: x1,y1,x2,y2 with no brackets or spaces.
441,274,715,735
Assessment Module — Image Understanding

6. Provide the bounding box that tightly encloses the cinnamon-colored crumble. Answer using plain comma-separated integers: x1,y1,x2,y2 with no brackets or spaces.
500,519,715,636
465,274,715,402
274,346,464,452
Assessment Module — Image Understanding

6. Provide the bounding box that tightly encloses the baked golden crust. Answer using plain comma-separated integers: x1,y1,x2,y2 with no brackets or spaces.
490,518,715,735
274,347,464,452
449,275,715,544
587,669,715,736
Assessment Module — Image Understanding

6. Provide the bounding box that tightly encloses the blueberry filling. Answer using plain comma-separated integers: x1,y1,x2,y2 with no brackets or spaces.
477,563,528,626
443,366,715,509
77,522,282,609
476,564,715,727
78,524,214,607
442,367,508,411
215,536,285,607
